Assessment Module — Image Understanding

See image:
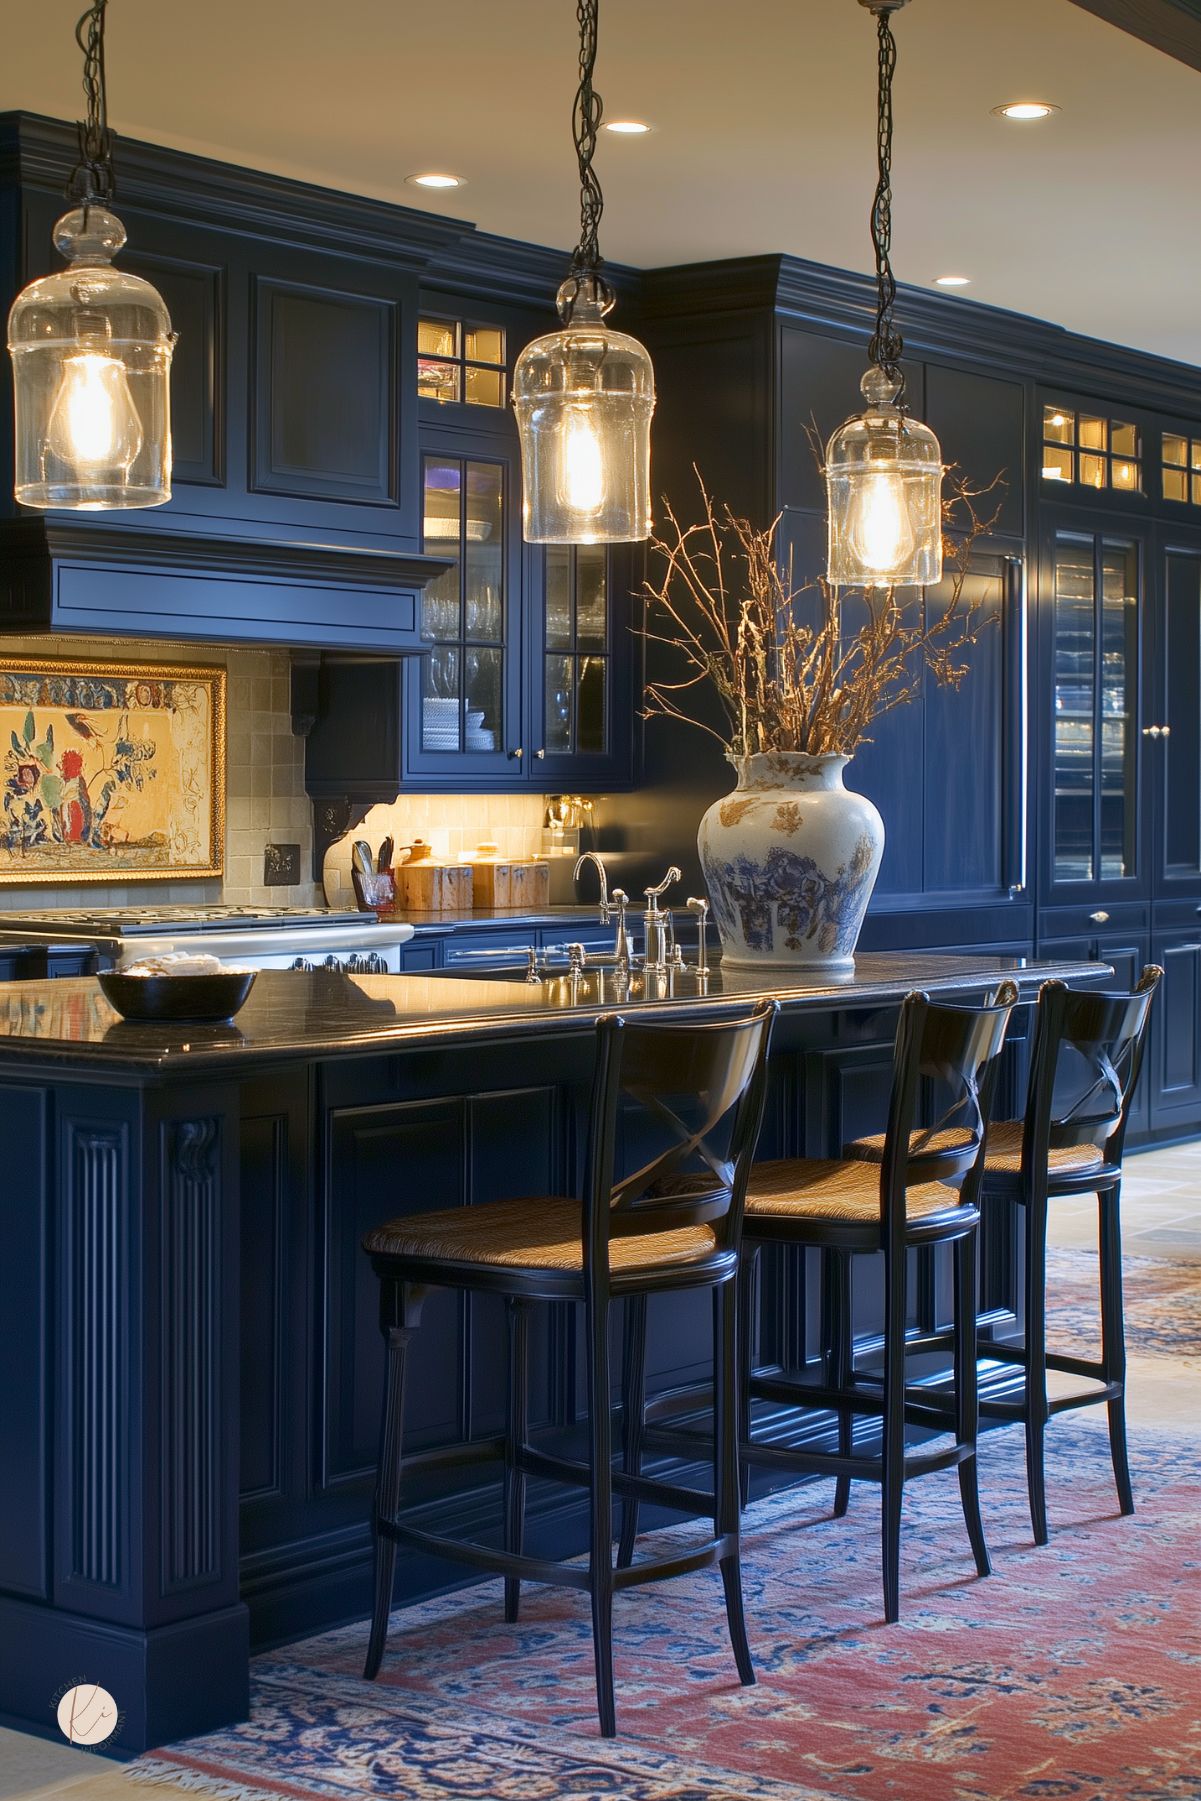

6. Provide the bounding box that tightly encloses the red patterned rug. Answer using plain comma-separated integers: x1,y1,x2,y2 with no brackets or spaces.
128,1401,1201,1801
1045,1246,1200,1363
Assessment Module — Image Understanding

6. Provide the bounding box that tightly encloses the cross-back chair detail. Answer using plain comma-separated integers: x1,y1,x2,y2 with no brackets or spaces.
360,1000,777,1738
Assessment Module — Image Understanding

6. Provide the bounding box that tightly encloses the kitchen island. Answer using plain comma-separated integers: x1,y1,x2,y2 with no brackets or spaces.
0,953,1099,1751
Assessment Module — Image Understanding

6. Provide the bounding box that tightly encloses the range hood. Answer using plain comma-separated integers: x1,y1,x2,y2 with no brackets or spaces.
0,515,452,654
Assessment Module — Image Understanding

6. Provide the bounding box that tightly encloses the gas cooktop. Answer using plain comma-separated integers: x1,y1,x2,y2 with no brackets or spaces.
0,905,366,937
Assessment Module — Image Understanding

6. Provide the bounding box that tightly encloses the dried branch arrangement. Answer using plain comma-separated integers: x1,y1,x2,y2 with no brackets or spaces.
641,466,1005,759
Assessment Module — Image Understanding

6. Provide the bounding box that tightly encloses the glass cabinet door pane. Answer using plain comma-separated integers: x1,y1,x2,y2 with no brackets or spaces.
540,546,609,759
423,648,463,751
464,463,504,643
466,648,503,749
544,654,574,753
421,455,506,754
1053,539,1096,881
576,546,607,649
578,655,606,753
1099,544,1138,878
545,546,572,648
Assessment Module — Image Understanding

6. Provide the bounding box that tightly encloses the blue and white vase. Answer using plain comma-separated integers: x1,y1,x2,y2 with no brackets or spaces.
698,752,884,970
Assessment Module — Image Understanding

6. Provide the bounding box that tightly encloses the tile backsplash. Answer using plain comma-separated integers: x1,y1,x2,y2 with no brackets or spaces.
0,635,320,912
323,793,547,905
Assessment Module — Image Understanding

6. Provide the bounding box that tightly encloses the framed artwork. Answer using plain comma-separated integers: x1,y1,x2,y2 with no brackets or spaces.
0,658,225,884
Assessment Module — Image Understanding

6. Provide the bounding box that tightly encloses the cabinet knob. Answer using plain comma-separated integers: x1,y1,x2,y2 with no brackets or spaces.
535,748,545,760
1161,724,1172,737
508,746,524,760
1141,725,1161,738
1089,910,1110,924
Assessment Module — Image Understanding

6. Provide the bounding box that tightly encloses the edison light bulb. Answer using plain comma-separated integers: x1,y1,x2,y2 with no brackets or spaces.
849,469,915,577
559,408,604,519
46,351,143,474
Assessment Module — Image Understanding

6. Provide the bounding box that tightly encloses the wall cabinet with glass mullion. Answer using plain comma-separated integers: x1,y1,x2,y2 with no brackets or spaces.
410,450,517,772
1045,524,1146,899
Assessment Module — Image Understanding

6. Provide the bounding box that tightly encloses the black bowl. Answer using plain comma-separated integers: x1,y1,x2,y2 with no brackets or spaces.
98,969,257,1024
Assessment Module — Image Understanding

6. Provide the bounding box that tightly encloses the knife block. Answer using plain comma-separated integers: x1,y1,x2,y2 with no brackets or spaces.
470,858,550,910
394,859,472,914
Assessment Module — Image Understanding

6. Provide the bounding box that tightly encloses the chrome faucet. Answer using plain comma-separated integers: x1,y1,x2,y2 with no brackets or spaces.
573,851,611,922
643,866,682,972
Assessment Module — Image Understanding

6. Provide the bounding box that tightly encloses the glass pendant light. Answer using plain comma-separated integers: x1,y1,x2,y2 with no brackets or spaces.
8,1,176,510
826,0,942,587
512,0,655,544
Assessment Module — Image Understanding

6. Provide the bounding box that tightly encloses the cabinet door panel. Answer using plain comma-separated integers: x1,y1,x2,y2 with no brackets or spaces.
846,552,1021,906
777,327,921,514
321,1085,563,1486
123,251,223,485
1155,537,1201,897
253,279,398,504
1150,932,1201,1128
1042,522,1150,905
924,364,1025,540
322,1100,465,1486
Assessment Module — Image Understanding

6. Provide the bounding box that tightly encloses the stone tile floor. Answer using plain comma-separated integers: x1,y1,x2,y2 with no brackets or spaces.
3,1140,1197,1801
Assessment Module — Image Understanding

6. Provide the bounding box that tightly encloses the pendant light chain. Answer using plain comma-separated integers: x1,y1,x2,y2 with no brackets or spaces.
866,6,904,397
569,0,605,278
68,0,115,206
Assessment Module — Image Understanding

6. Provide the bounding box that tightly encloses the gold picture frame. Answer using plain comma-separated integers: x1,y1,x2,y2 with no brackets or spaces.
0,658,226,885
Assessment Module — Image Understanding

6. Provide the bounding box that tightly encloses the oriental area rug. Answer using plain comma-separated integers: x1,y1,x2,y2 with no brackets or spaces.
130,1251,1200,1801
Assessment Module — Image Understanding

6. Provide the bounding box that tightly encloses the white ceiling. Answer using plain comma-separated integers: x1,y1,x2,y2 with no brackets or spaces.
4,0,1199,367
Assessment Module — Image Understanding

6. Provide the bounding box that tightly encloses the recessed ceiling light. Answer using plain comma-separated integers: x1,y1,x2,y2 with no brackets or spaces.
603,119,653,135
406,172,467,190
992,101,1059,121
934,275,971,287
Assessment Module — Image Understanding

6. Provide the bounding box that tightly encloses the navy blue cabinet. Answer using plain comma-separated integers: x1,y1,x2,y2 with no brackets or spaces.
0,117,457,648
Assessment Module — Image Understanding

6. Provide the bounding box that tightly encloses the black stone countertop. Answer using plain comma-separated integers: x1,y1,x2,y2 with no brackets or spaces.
0,954,1102,1075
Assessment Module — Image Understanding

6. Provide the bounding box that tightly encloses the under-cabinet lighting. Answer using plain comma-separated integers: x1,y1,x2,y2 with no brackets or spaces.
406,173,467,190
934,275,971,287
603,119,653,134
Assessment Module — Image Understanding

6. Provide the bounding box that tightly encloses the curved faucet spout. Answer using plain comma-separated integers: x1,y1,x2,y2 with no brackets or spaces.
573,851,611,921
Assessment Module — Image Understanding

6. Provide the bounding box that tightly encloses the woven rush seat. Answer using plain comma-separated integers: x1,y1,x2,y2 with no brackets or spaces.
746,1157,963,1223
844,1119,1107,1181
364,1195,719,1272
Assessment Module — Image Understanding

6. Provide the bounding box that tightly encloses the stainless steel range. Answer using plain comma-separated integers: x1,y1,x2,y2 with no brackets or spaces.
0,905,416,972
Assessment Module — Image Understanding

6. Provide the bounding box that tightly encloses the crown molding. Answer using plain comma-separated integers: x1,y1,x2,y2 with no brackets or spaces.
642,251,1201,415
1067,0,1201,72
0,112,470,272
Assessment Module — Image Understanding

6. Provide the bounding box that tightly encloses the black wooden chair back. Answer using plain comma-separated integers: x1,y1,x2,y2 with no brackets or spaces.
1023,967,1162,1182
879,983,1018,1235
582,1002,778,1275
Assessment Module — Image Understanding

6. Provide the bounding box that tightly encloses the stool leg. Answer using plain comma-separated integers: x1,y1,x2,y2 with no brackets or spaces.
617,1294,648,1569
881,1246,906,1624
1023,1192,1050,1546
953,1229,990,1578
714,1279,755,1687
824,1248,853,1518
1099,1184,1134,1516
503,1297,532,1623
738,1247,759,1508
587,1292,617,1738
364,1280,418,1681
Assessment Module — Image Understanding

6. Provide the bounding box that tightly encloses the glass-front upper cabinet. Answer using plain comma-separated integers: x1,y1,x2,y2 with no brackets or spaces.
1048,528,1146,895
408,448,520,773
531,542,635,783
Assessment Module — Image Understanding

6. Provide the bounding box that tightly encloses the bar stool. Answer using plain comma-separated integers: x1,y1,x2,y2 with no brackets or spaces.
359,1001,776,1737
623,984,1016,1625
846,965,1161,1543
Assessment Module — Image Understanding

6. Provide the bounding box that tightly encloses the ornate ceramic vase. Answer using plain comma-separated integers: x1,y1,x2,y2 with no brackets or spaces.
698,752,885,970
